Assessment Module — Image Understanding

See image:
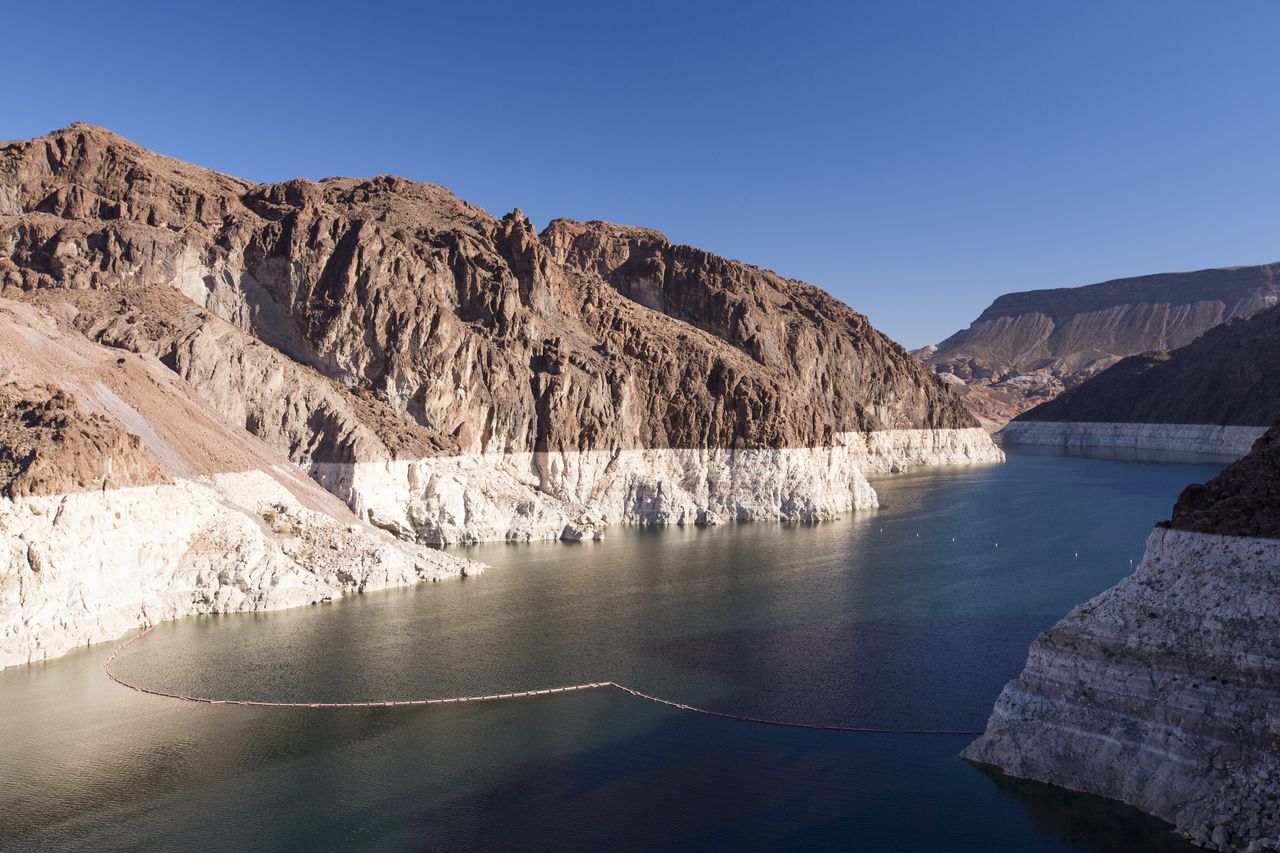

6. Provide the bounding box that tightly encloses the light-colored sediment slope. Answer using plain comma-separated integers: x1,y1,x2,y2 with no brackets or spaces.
0,300,475,669
966,426,1280,851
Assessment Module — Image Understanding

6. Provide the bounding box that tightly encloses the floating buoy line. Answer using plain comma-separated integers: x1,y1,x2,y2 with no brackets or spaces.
104,624,983,736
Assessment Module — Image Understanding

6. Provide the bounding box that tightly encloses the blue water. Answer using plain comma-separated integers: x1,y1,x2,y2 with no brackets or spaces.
0,450,1221,851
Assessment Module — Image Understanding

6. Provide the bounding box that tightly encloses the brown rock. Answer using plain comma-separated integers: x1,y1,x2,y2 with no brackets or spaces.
0,381,167,497
1015,304,1280,429
0,123,978,475
1171,421,1280,539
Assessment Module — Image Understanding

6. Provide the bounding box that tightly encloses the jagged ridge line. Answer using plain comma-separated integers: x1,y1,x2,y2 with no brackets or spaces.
104,625,982,735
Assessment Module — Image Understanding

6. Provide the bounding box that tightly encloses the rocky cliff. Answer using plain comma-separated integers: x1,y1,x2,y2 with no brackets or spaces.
0,124,999,542
1000,304,1280,456
921,265,1280,427
965,424,1280,850
0,124,1001,664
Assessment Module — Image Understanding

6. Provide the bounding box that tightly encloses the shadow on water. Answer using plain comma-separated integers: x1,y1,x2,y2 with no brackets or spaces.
637,614,1050,731
973,764,1199,853
415,703,1200,853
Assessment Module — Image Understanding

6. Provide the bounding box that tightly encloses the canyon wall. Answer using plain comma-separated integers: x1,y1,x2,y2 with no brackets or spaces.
966,425,1280,850
1000,304,1280,456
0,124,1002,664
997,422,1267,459
920,265,1280,427
313,427,997,544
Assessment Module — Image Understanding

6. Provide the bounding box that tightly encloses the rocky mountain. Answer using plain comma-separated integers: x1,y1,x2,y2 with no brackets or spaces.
0,124,1001,666
965,424,1280,850
920,265,1280,427
1000,304,1280,457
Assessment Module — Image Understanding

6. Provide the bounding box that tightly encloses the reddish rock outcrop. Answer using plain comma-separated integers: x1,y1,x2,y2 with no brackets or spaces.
0,381,167,497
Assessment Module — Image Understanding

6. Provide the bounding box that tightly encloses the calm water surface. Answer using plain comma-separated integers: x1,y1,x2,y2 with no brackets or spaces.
0,450,1223,851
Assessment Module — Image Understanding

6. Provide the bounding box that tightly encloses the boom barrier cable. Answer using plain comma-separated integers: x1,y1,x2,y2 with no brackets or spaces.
105,624,983,736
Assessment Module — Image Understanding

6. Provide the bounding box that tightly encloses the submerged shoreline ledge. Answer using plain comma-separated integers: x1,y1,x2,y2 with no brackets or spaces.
998,421,1267,458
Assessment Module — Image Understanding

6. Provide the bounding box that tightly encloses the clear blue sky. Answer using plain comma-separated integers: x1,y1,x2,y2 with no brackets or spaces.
9,0,1280,348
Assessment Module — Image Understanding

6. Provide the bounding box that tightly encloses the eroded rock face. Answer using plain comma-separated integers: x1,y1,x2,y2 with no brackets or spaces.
1,125,978,451
1172,423,1280,539
1013,305,1280,431
966,425,1280,850
314,427,998,544
541,219,973,433
0,381,168,497
0,123,1000,549
921,265,1280,427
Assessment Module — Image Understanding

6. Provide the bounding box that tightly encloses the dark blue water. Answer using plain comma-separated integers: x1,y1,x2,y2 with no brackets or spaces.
0,450,1220,851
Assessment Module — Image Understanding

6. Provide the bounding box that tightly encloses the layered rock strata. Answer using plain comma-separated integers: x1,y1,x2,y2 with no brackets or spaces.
965,425,1280,850
920,265,1280,426
1001,304,1280,456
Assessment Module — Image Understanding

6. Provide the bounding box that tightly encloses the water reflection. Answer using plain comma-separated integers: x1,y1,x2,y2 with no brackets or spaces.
0,450,1222,851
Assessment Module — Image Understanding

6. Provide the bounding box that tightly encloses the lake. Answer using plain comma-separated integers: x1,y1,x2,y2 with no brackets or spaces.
0,449,1223,851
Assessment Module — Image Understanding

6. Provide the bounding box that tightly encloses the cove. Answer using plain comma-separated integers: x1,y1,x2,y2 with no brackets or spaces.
0,450,1220,851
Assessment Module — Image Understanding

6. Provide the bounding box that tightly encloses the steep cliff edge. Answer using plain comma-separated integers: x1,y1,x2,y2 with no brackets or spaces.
920,265,1280,427
0,124,1000,547
965,425,1280,850
1001,304,1280,456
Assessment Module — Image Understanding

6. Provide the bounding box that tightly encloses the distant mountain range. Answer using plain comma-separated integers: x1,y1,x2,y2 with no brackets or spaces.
1016,303,1280,427
917,264,1280,427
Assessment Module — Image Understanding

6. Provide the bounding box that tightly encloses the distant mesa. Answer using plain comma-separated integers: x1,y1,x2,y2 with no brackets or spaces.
918,264,1280,429
999,302,1280,457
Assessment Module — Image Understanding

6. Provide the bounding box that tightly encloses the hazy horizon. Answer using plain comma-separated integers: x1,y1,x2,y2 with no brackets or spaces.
10,0,1280,348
